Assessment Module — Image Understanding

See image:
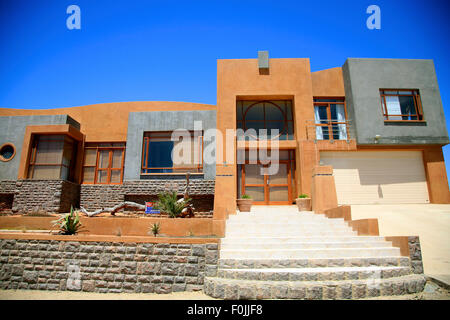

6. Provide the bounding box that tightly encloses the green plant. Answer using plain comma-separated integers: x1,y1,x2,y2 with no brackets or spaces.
154,191,191,218
52,206,83,235
241,194,252,199
150,222,160,237
298,194,309,199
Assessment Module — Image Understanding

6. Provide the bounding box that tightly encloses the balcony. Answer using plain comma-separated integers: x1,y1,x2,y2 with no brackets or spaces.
306,119,354,141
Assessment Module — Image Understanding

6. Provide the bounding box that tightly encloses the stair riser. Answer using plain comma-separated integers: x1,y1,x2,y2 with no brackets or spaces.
221,242,394,250
221,237,387,244
203,275,427,300
225,232,358,237
227,220,346,224
225,226,352,232
218,268,412,281
218,257,411,269
220,249,401,260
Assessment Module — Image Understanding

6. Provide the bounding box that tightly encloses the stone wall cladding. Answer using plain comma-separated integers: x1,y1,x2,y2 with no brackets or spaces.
0,180,80,214
80,180,215,211
408,236,424,274
1,179,215,214
0,239,219,293
80,185,125,211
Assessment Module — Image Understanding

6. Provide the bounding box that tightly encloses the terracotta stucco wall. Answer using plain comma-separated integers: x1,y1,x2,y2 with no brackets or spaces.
0,101,216,142
214,58,316,219
311,67,345,97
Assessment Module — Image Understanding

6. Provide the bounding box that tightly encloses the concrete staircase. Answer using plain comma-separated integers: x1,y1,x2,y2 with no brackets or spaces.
204,206,426,299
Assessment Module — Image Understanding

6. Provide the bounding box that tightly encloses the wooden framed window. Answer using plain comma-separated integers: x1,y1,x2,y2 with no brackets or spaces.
236,100,294,140
141,131,203,174
380,89,424,121
82,142,125,184
27,135,76,181
313,98,348,140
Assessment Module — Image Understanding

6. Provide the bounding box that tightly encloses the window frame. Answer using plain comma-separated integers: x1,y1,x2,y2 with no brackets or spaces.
141,131,204,175
379,89,424,122
27,134,76,181
313,97,349,140
81,142,125,185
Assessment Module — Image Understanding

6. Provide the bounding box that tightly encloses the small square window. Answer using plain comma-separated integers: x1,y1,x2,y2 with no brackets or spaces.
380,89,424,121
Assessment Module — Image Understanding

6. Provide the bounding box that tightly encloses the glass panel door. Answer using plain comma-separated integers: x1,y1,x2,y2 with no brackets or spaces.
243,164,266,203
242,162,292,204
268,162,291,203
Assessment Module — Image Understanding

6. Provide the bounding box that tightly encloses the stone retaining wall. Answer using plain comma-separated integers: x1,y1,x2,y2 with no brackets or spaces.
408,236,424,274
0,239,219,293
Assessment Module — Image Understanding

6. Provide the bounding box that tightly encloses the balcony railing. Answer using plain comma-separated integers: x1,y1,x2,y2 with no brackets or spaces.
305,119,355,142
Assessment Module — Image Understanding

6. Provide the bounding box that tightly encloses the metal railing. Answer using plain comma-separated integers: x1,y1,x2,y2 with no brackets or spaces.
305,119,355,142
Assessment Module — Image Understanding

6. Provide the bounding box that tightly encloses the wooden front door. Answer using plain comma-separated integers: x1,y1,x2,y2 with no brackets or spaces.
241,161,292,205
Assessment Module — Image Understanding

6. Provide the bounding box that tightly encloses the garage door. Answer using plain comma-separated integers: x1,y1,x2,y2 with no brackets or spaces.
320,151,430,204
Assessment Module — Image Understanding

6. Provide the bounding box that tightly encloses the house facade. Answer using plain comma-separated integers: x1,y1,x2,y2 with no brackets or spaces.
1,54,449,225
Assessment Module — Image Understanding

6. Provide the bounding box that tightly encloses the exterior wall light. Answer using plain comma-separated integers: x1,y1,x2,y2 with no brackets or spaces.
374,135,381,143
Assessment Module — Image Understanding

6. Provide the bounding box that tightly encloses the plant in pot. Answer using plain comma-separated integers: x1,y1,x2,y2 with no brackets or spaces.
237,194,253,212
296,194,312,212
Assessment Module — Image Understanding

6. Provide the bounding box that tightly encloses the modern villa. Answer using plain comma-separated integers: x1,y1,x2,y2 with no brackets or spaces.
1,53,449,215
0,53,448,299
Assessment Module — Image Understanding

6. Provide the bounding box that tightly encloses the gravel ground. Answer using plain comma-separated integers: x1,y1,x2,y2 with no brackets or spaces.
1,280,448,300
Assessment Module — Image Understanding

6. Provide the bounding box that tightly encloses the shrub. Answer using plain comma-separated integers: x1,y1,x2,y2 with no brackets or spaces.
150,222,160,237
241,194,252,199
298,194,309,199
52,206,83,235
154,191,191,218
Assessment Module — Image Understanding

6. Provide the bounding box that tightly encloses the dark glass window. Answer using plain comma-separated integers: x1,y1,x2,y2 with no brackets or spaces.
380,90,423,121
0,145,14,161
141,131,203,174
236,100,294,140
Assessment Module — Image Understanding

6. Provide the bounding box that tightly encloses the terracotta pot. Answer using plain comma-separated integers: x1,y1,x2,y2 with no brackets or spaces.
296,198,312,211
237,199,253,212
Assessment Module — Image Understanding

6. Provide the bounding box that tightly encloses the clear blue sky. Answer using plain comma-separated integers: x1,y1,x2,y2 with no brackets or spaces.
1,0,450,184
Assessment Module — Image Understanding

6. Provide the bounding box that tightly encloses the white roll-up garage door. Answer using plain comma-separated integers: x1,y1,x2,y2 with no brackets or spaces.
320,151,430,204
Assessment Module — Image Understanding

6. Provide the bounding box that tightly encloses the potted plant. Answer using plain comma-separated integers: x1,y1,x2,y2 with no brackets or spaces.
296,194,312,211
237,194,253,212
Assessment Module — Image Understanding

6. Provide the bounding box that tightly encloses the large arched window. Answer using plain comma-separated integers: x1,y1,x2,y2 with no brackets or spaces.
236,100,294,140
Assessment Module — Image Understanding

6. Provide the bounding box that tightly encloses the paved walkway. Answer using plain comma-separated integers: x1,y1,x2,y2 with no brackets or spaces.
0,290,215,300
350,204,450,283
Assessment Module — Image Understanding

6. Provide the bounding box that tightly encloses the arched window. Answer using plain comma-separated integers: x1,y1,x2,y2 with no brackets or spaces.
236,100,294,140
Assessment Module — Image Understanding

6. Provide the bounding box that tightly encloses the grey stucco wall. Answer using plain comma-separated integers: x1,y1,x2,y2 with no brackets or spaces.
124,110,217,180
0,115,79,180
342,58,449,145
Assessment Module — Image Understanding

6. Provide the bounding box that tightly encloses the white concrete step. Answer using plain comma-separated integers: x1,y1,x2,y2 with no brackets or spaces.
219,247,401,259
220,241,394,250
227,222,349,228
225,226,354,234
220,236,388,244
225,231,358,237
